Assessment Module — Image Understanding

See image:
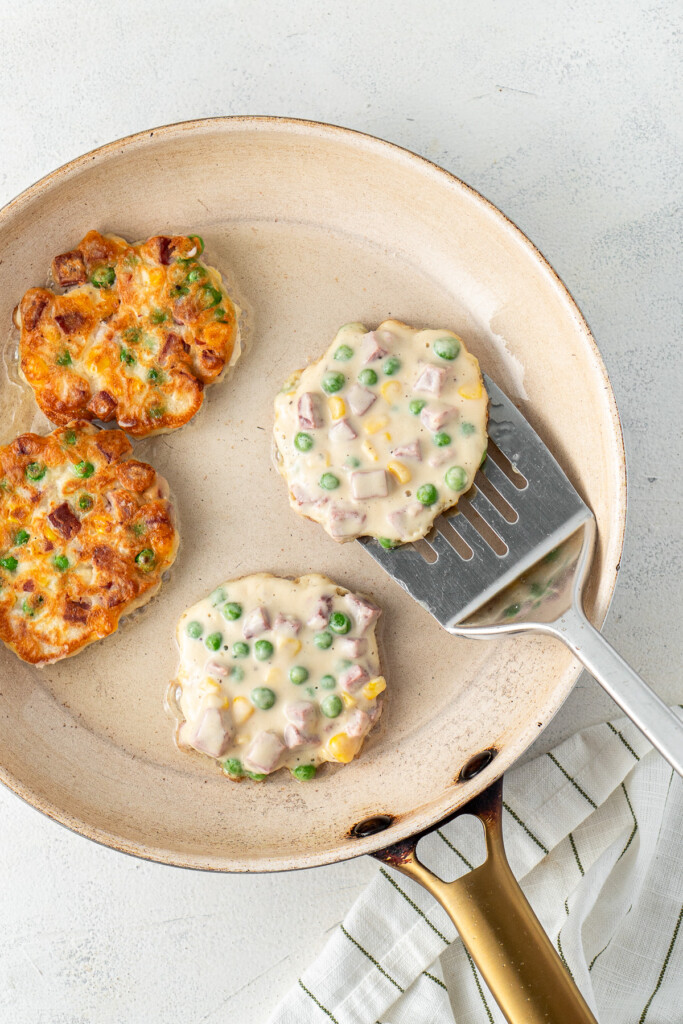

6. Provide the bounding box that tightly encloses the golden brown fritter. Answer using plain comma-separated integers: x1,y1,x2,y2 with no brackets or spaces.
0,420,179,665
16,230,240,438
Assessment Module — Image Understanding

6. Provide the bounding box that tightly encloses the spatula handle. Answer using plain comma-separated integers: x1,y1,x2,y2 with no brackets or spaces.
374,777,598,1024
549,605,683,776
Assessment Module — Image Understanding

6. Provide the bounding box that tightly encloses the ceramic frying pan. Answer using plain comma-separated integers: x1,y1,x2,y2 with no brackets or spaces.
0,117,625,876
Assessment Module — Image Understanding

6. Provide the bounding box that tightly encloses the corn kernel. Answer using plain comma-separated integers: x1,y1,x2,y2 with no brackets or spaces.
341,691,356,709
149,268,165,288
232,696,253,725
88,514,111,533
362,441,378,462
327,732,362,764
221,697,231,709
363,415,389,435
265,667,282,686
362,676,387,700
200,676,221,695
43,524,58,542
328,396,346,420
277,635,302,656
458,380,483,400
380,380,402,402
387,461,411,484
203,322,234,350
382,432,392,442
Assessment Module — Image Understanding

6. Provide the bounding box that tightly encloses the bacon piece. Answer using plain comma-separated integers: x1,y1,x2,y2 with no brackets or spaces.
149,235,176,265
55,310,86,335
359,330,390,364
116,460,156,493
307,594,332,630
243,731,286,774
198,348,224,376
391,440,422,461
206,660,230,677
350,470,388,500
159,332,190,365
329,418,357,443
96,431,132,464
413,363,446,396
242,605,270,639
108,490,138,523
91,545,115,570
48,502,81,540
284,701,318,728
20,291,50,330
345,593,381,634
52,250,87,287
87,390,117,421
328,505,366,539
290,482,320,506
345,708,370,738
283,724,318,749
297,393,322,430
273,613,301,635
340,637,367,658
63,598,90,623
429,445,456,468
189,708,233,758
22,580,35,592
13,433,44,457
339,664,369,692
387,501,425,540
420,403,457,432
347,384,376,416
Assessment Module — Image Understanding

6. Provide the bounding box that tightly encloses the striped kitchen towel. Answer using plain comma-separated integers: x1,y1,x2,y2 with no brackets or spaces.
269,708,683,1024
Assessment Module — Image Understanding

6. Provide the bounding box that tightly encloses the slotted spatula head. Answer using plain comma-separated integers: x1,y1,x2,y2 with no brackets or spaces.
359,375,595,633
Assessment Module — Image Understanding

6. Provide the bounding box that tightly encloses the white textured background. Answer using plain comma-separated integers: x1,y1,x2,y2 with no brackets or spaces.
0,2,681,1021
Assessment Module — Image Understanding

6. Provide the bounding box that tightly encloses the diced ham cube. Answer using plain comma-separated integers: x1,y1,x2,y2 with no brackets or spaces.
243,731,286,774
329,418,357,443
420,403,457,432
273,613,302,635
350,469,388,500
283,724,318,749
206,660,230,677
387,502,425,540
290,482,325,506
298,393,322,430
413,363,447,396
345,708,370,738
340,664,369,692
340,637,367,658
359,330,390,364
284,701,319,728
391,440,422,461
307,594,332,630
242,606,270,639
347,384,376,416
345,593,381,634
328,505,366,539
429,445,456,467
189,708,233,758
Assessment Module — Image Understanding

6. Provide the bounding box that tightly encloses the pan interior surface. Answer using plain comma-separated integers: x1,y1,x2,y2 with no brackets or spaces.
0,119,625,870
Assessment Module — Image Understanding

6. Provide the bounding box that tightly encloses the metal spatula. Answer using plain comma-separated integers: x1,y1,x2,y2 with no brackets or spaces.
360,375,683,776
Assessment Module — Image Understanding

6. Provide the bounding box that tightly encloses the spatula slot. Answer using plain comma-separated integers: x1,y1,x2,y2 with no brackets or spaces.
457,496,509,556
486,439,527,490
410,537,438,563
474,471,519,523
435,516,474,560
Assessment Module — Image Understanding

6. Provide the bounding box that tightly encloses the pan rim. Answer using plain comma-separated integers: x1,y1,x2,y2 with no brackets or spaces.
0,115,627,871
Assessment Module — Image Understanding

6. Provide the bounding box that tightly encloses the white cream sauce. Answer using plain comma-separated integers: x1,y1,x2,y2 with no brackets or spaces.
273,320,488,544
171,573,384,780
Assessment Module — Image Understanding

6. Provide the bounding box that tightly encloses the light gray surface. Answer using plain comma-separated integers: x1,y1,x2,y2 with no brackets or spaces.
0,2,681,1021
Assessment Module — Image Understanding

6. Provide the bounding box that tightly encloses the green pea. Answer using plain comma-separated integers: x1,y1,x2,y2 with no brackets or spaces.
504,603,521,618
530,582,545,598
329,611,351,634
210,587,226,605
358,368,378,386
22,596,44,616
444,466,467,491
544,548,560,563
378,537,398,549
147,368,163,383
186,266,206,283
124,326,141,344
289,666,309,685
205,631,222,651
417,483,438,506
461,422,476,437
186,621,203,639
170,285,189,299
433,432,451,447
321,694,343,718
25,462,46,481
14,529,30,546
56,350,72,366
64,430,77,445
231,665,245,682
149,308,168,324
79,494,93,511
120,347,136,365
334,344,354,361
433,336,461,360
254,639,274,661
213,307,227,321
91,265,116,289
246,772,266,781
305,686,316,698
336,658,352,671
53,555,69,572
222,758,244,777
320,674,336,689
200,284,223,308
222,601,242,620
480,447,487,467
314,631,333,649
0,556,18,572
319,473,340,490
321,371,345,394
345,456,361,468
251,686,276,710
383,356,401,376
295,432,314,452
149,406,165,420
232,641,249,657
132,522,145,536
189,235,205,254
134,548,156,571
409,399,426,416
73,461,95,479
292,765,316,781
